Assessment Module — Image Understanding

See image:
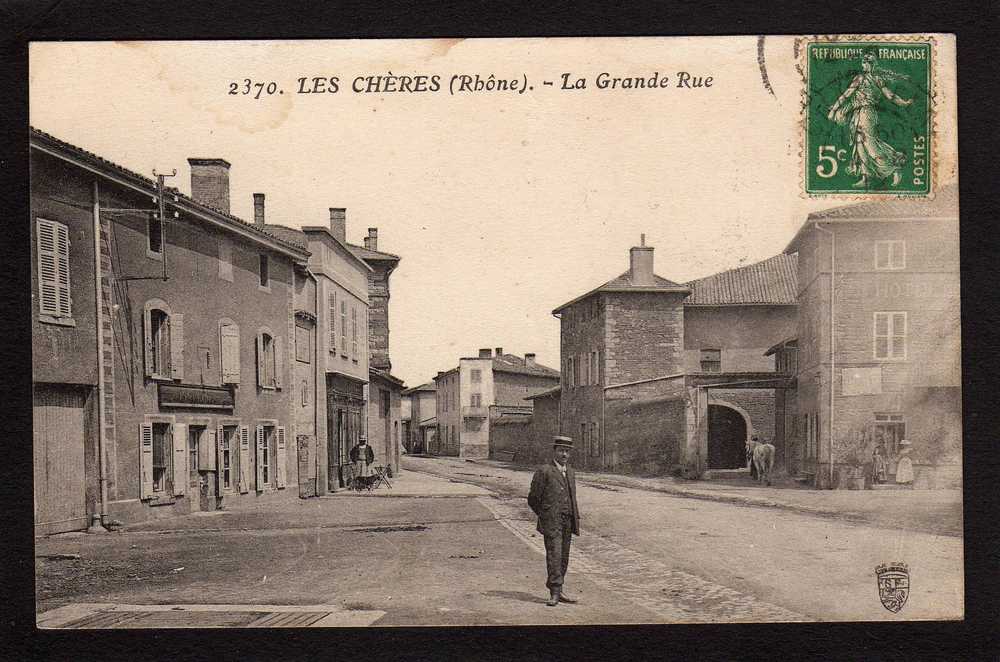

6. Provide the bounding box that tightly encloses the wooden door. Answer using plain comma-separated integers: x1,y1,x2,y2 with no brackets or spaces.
33,384,88,534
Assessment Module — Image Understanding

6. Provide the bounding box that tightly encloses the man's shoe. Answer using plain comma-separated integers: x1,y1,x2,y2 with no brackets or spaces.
558,592,578,604
546,590,560,607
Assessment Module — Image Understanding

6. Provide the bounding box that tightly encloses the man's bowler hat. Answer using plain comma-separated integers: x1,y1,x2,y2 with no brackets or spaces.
553,436,574,449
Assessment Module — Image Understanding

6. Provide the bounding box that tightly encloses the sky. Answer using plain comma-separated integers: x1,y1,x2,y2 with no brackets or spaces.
29,37,957,387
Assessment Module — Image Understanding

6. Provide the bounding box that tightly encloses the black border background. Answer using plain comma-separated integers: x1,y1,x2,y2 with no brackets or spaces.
1,2,996,660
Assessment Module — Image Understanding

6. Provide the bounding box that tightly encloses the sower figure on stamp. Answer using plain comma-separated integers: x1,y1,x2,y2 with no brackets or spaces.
528,436,581,607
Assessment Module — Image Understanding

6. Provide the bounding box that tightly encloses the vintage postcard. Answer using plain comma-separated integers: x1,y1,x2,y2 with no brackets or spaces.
29,35,960,628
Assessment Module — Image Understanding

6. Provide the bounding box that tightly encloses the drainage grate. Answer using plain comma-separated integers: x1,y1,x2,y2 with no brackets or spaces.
351,524,429,533
247,611,331,627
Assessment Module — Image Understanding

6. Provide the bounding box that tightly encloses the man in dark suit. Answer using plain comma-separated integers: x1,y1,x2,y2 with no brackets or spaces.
527,436,581,607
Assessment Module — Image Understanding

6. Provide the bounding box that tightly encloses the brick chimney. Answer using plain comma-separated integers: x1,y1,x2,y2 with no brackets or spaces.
629,233,655,286
495,347,503,358
253,193,265,228
478,348,492,358
188,158,232,214
329,208,346,243
524,353,536,367
364,228,378,251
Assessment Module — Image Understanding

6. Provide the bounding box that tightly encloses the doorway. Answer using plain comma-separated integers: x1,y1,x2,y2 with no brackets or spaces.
707,404,748,469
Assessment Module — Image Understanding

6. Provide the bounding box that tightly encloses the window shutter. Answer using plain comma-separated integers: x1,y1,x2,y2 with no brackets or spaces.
255,425,266,490
274,336,284,389
216,425,226,492
140,423,154,499
172,423,187,496
329,292,337,352
37,219,61,316
143,307,154,377
276,426,287,488
238,426,251,493
220,323,240,384
256,334,265,387
202,429,217,471
55,222,71,316
170,313,185,380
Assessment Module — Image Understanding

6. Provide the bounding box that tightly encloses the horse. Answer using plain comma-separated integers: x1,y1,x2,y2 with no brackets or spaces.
752,441,776,486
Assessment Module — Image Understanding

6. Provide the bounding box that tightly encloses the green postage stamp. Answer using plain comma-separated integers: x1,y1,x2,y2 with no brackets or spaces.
803,37,933,196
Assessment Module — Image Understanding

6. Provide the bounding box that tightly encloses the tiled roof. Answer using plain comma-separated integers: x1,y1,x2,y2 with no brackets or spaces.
348,243,400,262
684,254,798,305
809,182,958,220
553,271,691,313
370,367,406,387
402,382,437,395
30,127,309,255
492,354,561,379
263,224,308,246
525,385,561,400
786,183,958,252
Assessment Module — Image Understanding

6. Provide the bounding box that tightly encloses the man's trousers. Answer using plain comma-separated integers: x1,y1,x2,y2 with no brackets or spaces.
543,514,574,590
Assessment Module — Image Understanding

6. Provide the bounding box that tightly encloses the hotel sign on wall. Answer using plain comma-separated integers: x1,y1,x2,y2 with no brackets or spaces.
842,367,883,396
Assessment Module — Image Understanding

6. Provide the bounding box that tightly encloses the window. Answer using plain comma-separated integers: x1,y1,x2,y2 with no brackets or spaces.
258,254,269,288
188,427,200,474
261,428,271,486
197,346,213,385
295,323,311,363
328,292,337,353
590,422,599,457
351,307,358,360
144,300,181,380
151,423,171,493
254,424,286,490
874,312,907,360
700,349,721,373
219,320,241,384
471,393,482,408
875,240,905,270
340,300,347,354
36,218,72,322
218,238,233,281
874,414,906,456
256,330,283,389
471,369,482,383
219,426,237,492
590,351,599,385
581,423,588,456
148,212,163,255
567,357,575,388
582,354,590,386
805,413,821,461
301,380,309,407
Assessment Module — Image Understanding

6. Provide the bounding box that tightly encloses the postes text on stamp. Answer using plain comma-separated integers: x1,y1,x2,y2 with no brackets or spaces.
804,39,932,196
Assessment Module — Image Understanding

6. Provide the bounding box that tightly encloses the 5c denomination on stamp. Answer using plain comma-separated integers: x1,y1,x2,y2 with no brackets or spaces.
803,37,933,197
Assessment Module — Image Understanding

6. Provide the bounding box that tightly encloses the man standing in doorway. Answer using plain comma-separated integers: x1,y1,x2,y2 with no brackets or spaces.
528,436,581,607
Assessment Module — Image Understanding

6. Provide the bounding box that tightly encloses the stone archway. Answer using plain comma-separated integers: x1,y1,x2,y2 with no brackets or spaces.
706,401,752,469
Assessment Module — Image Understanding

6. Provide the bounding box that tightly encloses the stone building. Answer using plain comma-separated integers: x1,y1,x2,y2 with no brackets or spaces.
784,185,961,488
30,129,309,532
434,349,560,458
549,237,797,474
348,227,406,476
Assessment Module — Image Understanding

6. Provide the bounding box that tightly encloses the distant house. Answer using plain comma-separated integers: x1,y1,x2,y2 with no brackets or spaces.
433,349,560,458
401,382,437,454
784,185,960,488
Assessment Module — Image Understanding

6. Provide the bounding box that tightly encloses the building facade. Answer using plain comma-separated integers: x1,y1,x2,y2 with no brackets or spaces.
434,349,560,458
785,186,961,488
401,382,437,453
31,129,310,532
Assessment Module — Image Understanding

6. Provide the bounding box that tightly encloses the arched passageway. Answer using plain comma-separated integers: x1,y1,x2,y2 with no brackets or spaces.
707,404,748,469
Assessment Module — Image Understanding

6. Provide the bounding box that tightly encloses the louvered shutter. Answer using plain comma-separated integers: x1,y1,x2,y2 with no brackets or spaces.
329,292,336,352
220,324,240,384
216,425,226,492
202,429,217,471
140,423,154,499
276,426,287,488
170,313,185,380
256,334,265,387
172,423,187,496
255,424,266,490
274,336,284,389
238,426,250,493
36,219,71,317
143,307,155,377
